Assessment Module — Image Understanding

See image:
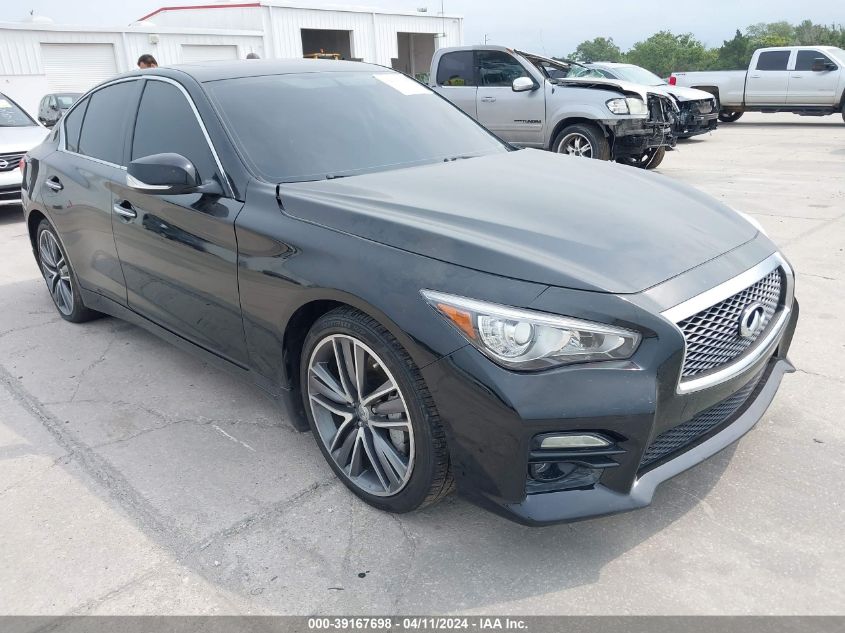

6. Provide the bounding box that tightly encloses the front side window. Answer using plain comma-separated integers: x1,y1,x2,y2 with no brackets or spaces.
207,71,507,183
795,50,835,71
63,96,89,153
478,51,529,87
78,81,137,165
756,51,790,71
132,80,219,184
436,51,476,86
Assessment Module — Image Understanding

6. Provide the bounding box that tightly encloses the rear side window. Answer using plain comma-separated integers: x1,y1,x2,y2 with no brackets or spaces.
78,82,137,165
478,51,529,87
63,97,88,153
795,50,834,71
437,51,476,86
756,51,790,71
131,80,218,184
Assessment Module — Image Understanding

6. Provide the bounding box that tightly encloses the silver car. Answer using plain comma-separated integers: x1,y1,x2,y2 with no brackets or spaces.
0,93,49,208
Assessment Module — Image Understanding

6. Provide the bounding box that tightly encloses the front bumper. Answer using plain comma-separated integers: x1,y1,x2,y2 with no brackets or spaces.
0,168,23,206
421,289,798,526
676,108,719,138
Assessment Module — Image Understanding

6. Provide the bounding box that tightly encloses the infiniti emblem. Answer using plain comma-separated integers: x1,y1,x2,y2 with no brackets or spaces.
739,302,766,338
0,159,8,170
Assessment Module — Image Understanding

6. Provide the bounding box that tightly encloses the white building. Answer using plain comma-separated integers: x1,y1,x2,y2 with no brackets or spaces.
0,2,463,115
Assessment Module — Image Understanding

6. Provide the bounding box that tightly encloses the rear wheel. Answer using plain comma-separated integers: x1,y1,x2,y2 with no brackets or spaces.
718,110,744,123
300,307,453,513
617,146,666,170
552,123,610,160
36,220,99,323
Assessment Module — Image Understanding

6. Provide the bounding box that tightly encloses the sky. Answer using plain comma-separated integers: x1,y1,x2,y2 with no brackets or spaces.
3,1,844,56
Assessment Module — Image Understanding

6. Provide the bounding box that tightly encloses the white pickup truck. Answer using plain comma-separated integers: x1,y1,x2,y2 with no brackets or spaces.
670,46,845,123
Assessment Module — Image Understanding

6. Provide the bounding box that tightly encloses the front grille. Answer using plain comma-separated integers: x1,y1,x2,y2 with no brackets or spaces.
640,371,763,468
0,152,24,172
0,186,21,202
678,268,782,378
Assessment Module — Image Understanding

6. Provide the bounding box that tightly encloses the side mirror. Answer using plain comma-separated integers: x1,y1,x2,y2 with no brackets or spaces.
127,153,222,196
512,76,536,92
811,58,836,72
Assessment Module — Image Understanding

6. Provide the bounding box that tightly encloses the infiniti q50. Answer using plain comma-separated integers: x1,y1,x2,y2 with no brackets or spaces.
20,60,798,525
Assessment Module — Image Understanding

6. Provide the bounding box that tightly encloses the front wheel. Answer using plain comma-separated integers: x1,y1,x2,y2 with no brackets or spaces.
300,307,453,513
552,123,610,160
617,146,666,170
718,110,744,123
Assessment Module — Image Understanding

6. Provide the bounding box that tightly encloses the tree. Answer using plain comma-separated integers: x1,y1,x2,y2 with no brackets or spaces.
624,31,715,77
567,37,623,62
713,29,751,70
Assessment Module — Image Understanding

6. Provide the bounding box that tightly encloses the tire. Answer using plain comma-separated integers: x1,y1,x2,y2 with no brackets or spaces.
36,220,100,323
841,102,845,124
718,110,744,123
617,146,666,170
552,123,610,160
300,306,453,513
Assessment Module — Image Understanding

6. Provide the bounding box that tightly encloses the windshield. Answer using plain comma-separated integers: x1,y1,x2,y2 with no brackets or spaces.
207,71,509,182
0,95,36,127
565,67,607,79
606,65,666,86
56,95,79,109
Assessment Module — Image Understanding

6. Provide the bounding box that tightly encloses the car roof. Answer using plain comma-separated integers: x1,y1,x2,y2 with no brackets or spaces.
121,58,388,84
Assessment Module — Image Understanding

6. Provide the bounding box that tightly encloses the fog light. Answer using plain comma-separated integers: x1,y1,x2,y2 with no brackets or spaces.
529,461,576,482
539,434,610,449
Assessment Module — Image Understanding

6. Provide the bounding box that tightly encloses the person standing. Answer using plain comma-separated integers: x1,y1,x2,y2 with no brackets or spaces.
137,54,158,69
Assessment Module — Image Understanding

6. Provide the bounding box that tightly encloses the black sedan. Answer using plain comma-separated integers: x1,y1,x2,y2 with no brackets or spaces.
20,60,798,525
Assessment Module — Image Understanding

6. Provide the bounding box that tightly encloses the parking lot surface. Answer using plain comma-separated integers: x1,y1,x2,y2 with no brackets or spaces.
1,113,843,615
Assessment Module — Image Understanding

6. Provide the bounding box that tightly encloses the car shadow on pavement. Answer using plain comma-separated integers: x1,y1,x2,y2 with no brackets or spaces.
0,205,24,226
0,280,735,615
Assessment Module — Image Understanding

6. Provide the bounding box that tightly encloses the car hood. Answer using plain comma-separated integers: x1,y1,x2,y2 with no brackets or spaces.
552,77,657,101
279,149,758,294
0,125,49,154
649,84,716,102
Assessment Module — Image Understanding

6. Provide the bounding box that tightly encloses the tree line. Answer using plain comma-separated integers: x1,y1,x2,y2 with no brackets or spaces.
565,21,845,77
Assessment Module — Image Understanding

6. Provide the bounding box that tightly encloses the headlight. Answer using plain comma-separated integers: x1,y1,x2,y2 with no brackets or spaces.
606,98,629,114
606,97,648,115
626,97,648,115
421,290,641,371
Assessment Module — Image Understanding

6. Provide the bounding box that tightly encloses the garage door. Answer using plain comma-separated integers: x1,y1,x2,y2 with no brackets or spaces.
181,45,239,63
41,43,118,93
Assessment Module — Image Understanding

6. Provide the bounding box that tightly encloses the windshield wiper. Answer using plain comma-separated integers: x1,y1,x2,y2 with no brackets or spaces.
443,155,477,162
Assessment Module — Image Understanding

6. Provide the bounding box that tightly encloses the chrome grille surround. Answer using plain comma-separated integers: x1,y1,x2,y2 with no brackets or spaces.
677,268,781,378
662,252,794,394
0,152,25,172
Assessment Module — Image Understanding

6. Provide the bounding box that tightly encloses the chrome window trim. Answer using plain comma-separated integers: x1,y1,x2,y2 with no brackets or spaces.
661,252,794,394
59,75,233,197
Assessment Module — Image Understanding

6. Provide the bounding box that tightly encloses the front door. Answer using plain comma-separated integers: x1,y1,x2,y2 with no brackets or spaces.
475,50,544,146
745,50,792,105
787,49,840,105
110,78,248,365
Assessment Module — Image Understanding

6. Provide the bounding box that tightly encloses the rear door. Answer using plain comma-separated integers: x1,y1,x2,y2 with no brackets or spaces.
434,51,478,118
110,77,248,365
476,50,544,146
787,49,839,104
745,50,792,105
38,80,139,305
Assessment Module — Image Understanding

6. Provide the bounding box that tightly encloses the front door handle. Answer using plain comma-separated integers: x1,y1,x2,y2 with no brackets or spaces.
112,201,137,219
45,177,63,192
481,96,496,103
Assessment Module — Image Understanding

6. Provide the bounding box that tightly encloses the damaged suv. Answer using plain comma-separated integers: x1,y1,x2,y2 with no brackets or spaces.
430,46,677,168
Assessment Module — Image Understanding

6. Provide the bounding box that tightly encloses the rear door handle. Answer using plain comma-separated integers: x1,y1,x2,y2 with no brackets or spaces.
113,201,137,219
481,96,496,103
45,177,63,192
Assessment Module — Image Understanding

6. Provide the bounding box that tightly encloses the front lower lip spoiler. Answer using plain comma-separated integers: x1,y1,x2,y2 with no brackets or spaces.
472,357,794,526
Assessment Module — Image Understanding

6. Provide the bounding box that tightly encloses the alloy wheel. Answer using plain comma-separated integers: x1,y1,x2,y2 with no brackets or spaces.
307,334,415,497
38,230,73,316
558,133,593,157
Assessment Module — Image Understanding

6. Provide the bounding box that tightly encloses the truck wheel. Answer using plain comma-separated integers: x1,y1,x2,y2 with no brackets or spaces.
552,124,610,160
617,146,666,170
718,110,743,123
